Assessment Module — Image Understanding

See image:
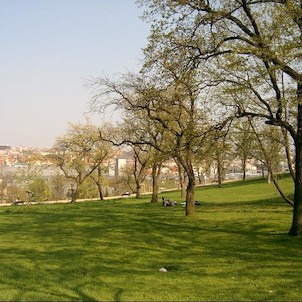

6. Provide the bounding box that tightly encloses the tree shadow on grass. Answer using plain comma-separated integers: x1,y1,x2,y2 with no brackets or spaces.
114,288,124,302
209,173,292,189
0,194,301,300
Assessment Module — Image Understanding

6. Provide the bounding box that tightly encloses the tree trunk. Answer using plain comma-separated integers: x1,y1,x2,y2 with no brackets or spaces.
180,174,186,198
242,156,246,181
71,187,77,203
97,165,104,200
289,87,302,235
96,183,104,200
217,156,223,188
282,127,295,180
176,159,186,198
267,171,271,184
185,164,196,216
269,169,293,207
151,163,161,203
289,137,302,235
136,183,141,199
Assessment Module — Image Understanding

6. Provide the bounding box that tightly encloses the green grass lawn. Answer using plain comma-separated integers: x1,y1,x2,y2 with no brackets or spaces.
0,175,301,301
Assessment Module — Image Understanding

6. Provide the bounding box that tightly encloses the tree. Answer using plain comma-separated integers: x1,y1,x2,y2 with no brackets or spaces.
52,121,113,202
138,0,302,235
132,145,150,198
118,163,136,194
116,112,167,203
49,172,66,201
28,178,50,202
15,162,44,201
192,155,213,185
115,146,150,199
249,119,293,206
150,157,163,203
0,172,17,203
89,164,109,200
174,158,187,198
207,131,233,188
78,177,99,200
98,115,164,202
90,70,219,216
232,119,255,181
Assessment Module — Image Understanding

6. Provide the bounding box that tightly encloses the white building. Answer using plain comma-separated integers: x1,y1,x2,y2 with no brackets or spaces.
108,158,127,177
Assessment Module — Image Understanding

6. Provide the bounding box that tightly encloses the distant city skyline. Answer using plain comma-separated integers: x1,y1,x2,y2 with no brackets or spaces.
0,0,150,148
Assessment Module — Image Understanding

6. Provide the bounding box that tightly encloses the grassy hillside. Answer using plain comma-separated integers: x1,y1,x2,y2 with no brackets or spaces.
0,175,301,301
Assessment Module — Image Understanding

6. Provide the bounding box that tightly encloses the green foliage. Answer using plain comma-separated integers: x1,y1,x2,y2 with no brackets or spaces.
28,178,51,202
78,177,98,199
0,176,299,300
49,173,66,201
53,120,114,202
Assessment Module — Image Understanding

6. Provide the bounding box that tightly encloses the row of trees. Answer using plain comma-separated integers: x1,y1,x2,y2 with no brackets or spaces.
87,0,302,235
1,116,284,206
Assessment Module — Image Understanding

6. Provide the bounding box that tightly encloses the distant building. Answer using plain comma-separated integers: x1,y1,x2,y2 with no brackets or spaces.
107,158,127,177
115,158,127,177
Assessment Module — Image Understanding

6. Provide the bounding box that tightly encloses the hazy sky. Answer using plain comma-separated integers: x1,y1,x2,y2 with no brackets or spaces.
0,0,150,148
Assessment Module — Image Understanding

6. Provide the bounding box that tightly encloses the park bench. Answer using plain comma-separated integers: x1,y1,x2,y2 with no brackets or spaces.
11,200,25,206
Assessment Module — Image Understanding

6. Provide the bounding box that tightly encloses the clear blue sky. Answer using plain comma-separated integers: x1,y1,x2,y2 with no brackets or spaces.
0,0,149,148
